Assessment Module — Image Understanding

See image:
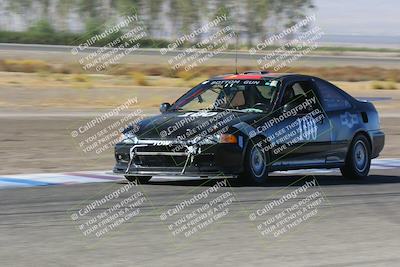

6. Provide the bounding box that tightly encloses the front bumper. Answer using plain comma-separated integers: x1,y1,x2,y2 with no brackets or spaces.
113,141,244,177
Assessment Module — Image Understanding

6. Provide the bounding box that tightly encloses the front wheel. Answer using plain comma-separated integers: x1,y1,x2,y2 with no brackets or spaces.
124,176,152,184
340,134,371,179
240,139,269,185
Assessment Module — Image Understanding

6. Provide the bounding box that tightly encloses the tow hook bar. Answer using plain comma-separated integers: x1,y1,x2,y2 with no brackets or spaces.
181,145,200,174
125,145,147,173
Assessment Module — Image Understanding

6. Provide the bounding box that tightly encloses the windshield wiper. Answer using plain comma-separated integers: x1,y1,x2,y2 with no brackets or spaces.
173,108,199,112
210,107,248,113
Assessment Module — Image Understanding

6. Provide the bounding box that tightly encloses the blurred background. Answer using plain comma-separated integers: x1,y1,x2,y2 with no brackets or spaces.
0,0,316,46
1,3,399,266
0,0,398,47
0,0,399,174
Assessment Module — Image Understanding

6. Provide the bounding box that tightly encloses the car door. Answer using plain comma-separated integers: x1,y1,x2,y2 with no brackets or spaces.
269,77,332,167
314,78,355,163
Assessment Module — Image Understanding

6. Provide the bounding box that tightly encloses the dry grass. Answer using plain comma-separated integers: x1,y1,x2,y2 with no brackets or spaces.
0,71,399,111
0,72,398,92
137,65,400,83
73,73,89,82
71,74,92,89
371,81,398,90
290,66,400,83
1,59,399,82
176,70,197,81
0,59,51,73
131,71,149,86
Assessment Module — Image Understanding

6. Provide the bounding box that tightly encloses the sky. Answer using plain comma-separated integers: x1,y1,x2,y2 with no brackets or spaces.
314,0,399,36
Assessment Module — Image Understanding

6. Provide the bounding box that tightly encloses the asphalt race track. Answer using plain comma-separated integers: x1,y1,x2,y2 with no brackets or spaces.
1,165,400,266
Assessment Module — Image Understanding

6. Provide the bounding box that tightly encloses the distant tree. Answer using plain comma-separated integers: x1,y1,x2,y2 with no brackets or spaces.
146,0,163,35
1,0,315,47
111,0,140,16
5,0,32,13
243,0,269,47
270,0,315,36
38,0,50,17
55,0,76,31
168,0,201,41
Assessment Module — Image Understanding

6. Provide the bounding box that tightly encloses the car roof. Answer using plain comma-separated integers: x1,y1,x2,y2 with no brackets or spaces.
210,71,297,80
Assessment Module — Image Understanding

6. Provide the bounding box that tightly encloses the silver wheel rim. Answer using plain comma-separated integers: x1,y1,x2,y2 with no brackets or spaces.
354,140,368,172
250,146,266,178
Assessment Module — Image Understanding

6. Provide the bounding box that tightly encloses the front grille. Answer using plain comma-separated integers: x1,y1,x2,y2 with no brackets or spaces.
135,145,186,153
134,145,187,167
137,155,187,167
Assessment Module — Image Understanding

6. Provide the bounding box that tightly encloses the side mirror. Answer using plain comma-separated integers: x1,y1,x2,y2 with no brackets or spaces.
282,103,291,113
160,102,171,113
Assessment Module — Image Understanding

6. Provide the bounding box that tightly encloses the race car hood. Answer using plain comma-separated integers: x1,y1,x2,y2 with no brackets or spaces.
123,110,258,140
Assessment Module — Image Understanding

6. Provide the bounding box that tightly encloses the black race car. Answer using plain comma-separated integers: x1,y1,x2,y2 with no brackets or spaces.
113,71,385,185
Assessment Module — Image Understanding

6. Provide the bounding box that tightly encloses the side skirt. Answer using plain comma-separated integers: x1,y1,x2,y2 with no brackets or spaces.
269,161,344,172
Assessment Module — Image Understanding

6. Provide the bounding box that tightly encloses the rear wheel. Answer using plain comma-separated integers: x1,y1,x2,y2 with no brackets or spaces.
124,176,152,184
240,138,269,185
340,134,371,179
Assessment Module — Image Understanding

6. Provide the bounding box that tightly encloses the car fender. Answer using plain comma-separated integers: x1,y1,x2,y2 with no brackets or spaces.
233,121,272,164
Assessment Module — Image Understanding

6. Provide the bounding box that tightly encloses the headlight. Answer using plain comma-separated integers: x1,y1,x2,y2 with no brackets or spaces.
118,132,138,144
194,134,237,144
192,134,220,144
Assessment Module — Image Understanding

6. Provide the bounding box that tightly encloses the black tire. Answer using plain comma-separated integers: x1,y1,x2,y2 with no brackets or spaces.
340,134,371,179
240,138,269,185
124,176,152,184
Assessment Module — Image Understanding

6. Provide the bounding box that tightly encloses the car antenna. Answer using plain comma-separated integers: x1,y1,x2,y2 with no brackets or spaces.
235,30,239,74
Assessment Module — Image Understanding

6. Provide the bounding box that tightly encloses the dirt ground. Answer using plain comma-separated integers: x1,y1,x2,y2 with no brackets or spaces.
0,72,399,110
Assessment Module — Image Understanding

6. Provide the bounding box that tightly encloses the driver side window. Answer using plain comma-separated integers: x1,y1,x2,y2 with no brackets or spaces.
281,80,318,112
282,82,306,104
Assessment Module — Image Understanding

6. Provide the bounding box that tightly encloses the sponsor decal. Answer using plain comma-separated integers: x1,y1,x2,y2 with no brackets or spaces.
340,112,359,128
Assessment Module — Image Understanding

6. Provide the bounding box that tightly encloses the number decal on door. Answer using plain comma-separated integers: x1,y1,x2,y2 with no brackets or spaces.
298,116,317,141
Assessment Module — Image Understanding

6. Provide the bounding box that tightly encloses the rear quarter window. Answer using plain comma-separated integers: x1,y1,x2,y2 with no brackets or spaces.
316,79,352,111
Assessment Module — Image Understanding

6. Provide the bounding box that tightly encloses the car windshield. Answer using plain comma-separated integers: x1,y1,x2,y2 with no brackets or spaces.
171,79,279,112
